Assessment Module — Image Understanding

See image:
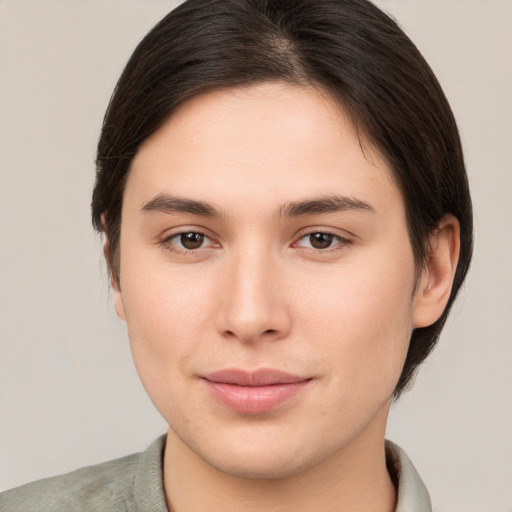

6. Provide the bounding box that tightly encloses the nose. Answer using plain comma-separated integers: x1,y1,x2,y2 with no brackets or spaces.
215,249,292,344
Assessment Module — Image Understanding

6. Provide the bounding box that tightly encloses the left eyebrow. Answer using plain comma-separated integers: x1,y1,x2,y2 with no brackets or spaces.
279,195,376,217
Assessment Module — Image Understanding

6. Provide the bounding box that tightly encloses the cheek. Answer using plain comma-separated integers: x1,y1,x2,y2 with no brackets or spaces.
294,251,415,396
119,258,218,398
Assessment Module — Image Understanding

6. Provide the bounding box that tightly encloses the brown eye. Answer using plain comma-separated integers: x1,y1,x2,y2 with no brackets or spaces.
309,233,335,249
179,232,205,250
295,231,349,252
163,231,218,255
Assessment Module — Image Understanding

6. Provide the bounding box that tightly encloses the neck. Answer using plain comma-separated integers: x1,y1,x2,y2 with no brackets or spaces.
163,414,396,512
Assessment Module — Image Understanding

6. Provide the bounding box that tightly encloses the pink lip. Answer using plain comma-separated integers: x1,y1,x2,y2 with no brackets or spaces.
202,368,311,414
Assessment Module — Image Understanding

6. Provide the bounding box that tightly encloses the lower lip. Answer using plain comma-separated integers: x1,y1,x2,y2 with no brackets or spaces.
203,380,310,414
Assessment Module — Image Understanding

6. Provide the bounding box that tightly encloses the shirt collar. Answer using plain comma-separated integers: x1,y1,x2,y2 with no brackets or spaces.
134,435,168,512
386,440,432,512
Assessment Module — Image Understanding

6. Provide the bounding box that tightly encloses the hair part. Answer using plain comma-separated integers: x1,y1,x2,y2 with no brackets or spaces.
92,0,473,397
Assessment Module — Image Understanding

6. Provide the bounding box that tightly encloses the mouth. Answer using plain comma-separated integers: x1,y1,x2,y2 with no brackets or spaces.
201,368,312,414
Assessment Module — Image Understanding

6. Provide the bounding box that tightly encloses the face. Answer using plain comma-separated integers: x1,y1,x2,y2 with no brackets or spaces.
114,83,422,479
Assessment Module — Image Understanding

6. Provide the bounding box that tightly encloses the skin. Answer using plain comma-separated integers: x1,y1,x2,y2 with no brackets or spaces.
112,82,459,512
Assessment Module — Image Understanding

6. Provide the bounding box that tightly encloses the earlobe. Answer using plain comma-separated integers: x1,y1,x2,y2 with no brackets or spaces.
412,214,461,328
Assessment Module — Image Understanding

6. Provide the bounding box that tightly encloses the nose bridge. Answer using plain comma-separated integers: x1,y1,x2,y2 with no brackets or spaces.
217,241,289,343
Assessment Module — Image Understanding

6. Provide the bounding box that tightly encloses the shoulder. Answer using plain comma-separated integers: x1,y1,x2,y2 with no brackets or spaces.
0,437,166,512
1,453,140,512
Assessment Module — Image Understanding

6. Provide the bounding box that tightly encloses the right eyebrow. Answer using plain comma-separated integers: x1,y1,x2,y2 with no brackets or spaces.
140,193,222,218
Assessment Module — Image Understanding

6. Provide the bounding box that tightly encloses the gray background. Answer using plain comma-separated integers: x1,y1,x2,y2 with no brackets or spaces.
1,1,511,510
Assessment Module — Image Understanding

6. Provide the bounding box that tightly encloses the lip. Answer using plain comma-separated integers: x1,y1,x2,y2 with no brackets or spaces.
202,368,312,414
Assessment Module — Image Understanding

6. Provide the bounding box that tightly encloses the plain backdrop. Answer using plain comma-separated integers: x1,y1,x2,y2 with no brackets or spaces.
1,1,511,510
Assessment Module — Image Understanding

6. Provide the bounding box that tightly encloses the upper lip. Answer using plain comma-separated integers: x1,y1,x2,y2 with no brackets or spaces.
203,368,309,386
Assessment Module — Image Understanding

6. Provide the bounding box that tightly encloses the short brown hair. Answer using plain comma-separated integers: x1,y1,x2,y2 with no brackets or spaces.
92,0,473,397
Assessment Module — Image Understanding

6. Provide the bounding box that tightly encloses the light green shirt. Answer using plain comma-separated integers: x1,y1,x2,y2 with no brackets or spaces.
1,436,431,511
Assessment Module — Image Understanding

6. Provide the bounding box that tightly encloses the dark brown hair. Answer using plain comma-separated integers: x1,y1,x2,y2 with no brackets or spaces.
92,0,473,397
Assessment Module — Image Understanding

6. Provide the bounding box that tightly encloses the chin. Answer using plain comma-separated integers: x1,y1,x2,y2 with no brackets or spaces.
206,448,313,480
192,424,340,481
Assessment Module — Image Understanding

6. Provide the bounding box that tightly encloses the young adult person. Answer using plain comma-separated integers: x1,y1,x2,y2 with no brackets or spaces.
1,0,473,511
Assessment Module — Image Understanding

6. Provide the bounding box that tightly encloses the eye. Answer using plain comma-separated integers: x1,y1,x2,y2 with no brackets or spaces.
295,232,348,250
164,231,217,252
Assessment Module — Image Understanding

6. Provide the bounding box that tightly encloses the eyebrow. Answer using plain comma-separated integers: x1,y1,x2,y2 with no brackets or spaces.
141,193,222,217
280,195,375,217
140,193,375,219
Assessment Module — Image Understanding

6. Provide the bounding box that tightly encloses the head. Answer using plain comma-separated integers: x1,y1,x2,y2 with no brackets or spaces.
92,0,472,397
91,0,472,477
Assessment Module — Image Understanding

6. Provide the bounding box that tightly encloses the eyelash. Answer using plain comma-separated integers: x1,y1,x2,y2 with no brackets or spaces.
160,230,352,255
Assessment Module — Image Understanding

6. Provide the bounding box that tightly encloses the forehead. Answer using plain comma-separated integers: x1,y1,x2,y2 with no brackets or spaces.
126,82,400,217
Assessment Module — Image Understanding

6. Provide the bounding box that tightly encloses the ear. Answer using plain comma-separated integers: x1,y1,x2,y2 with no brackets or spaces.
103,239,127,322
101,214,126,322
112,289,127,322
412,214,460,328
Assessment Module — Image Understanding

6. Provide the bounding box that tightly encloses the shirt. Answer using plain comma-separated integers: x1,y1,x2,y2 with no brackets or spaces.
1,436,432,511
